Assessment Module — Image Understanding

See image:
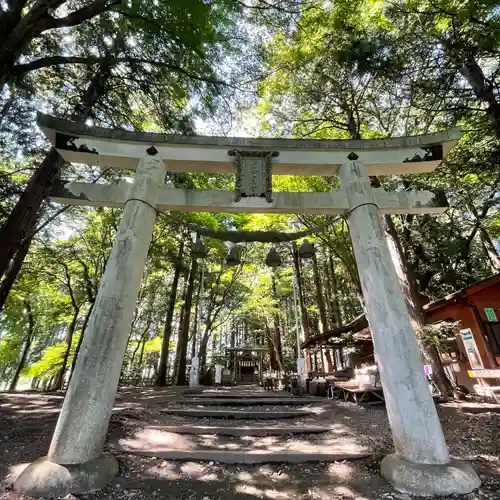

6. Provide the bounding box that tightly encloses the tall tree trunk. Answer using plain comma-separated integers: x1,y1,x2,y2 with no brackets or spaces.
266,324,283,372
199,327,210,373
453,50,500,132
129,325,150,371
328,253,342,327
384,214,452,396
137,335,148,378
0,62,114,294
175,258,198,385
51,307,79,391
312,250,334,372
171,278,188,381
292,242,310,338
155,242,184,386
274,321,283,367
0,149,64,278
9,300,34,391
266,325,276,371
312,250,334,371
0,233,32,312
271,272,283,366
68,301,94,384
190,328,197,360
230,326,236,371
311,250,328,332
479,227,500,271
211,329,217,357
278,312,287,362
190,270,202,359
322,259,335,326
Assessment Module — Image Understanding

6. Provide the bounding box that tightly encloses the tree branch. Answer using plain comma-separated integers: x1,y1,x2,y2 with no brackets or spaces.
44,0,120,30
11,55,227,86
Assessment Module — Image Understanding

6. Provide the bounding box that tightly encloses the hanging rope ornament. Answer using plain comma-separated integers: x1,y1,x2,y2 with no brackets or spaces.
298,239,315,259
265,247,282,267
182,219,336,243
226,244,241,266
191,235,208,259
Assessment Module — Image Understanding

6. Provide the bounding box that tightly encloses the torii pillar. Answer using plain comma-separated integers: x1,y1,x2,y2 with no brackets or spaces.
14,148,164,497
338,158,480,496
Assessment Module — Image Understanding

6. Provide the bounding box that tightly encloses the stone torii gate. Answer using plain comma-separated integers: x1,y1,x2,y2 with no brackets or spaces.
14,113,480,497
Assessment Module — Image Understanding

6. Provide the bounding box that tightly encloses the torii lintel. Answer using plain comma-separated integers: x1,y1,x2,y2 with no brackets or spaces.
37,112,460,177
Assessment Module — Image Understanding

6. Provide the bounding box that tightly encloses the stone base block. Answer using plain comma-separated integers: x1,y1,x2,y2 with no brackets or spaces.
381,454,481,497
13,454,118,498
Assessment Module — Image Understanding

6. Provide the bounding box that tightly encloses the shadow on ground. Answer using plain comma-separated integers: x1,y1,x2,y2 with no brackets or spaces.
1,388,500,499
88,455,391,500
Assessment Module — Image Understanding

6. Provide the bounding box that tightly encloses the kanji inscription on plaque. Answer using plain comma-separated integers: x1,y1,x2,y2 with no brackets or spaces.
228,150,278,203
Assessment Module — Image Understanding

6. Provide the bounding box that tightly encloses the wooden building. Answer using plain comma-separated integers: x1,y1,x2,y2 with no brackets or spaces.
301,314,372,374
302,273,500,395
225,346,268,384
423,273,500,393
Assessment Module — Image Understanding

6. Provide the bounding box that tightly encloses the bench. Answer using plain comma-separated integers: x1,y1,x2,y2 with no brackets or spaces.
468,369,500,403
327,367,384,405
341,385,384,405
329,382,384,405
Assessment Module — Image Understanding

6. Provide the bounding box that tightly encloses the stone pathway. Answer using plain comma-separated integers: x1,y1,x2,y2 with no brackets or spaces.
171,397,325,406
2,388,500,499
115,386,372,465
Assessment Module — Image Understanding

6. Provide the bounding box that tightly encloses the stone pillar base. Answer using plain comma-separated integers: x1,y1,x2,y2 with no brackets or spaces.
13,454,118,498
381,454,481,497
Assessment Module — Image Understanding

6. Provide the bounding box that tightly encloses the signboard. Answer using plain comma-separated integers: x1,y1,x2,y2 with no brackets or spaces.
230,150,278,203
467,369,500,378
485,308,498,322
460,328,483,369
215,365,222,385
296,358,306,376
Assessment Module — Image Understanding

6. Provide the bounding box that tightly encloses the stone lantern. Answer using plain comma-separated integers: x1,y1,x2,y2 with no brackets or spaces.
265,247,282,267
226,244,241,266
298,239,315,259
191,235,208,259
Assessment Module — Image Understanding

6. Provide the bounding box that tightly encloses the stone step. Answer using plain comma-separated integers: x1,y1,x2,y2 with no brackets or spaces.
143,425,331,436
117,448,371,464
172,398,323,406
117,427,371,464
160,408,315,419
183,391,291,399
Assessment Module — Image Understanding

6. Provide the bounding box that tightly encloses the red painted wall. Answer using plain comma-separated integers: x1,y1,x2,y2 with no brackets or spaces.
424,281,500,392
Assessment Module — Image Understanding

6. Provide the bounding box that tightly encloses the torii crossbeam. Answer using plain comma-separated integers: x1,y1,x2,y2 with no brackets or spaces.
39,112,456,215
14,114,480,498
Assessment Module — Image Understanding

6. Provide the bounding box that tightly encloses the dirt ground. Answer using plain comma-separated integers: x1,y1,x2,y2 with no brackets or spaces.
1,389,500,500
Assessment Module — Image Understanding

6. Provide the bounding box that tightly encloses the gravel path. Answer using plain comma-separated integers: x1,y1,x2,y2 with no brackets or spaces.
1,389,499,500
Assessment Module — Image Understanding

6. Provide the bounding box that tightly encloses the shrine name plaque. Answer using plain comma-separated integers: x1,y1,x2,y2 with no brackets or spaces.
229,150,278,203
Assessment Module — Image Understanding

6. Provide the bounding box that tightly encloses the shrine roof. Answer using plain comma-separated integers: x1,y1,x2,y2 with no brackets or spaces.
225,346,269,352
37,113,461,176
423,273,500,314
301,314,368,349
